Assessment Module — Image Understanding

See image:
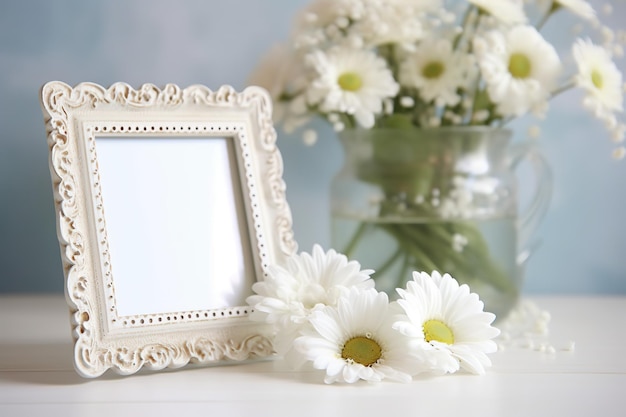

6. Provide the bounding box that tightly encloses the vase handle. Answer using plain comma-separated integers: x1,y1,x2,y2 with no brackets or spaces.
509,141,553,266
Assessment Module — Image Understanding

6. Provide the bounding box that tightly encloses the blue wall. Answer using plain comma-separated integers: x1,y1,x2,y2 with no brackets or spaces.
1,0,625,294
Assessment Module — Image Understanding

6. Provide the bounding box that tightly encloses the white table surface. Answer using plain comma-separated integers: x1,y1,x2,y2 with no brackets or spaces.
1,294,625,417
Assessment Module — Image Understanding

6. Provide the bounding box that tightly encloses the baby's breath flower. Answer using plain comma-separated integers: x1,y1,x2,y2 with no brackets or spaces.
528,125,542,139
302,129,318,146
399,96,415,108
467,0,527,24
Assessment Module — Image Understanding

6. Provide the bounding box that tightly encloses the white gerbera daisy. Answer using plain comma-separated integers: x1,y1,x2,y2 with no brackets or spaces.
305,47,399,128
393,271,500,375
467,0,527,24
246,245,375,356
572,38,624,124
399,38,474,106
552,0,595,20
294,287,419,384
474,25,562,117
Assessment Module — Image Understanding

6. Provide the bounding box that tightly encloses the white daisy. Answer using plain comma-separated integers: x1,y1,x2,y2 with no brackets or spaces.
473,25,562,117
294,287,419,384
572,38,624,124
246,245,375,357
552,0,595,20
305,47,399,128
399,38,474,106
467,0,527,24
393,271,500,375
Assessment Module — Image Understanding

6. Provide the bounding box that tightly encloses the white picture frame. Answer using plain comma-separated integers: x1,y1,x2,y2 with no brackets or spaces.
40,82,297,378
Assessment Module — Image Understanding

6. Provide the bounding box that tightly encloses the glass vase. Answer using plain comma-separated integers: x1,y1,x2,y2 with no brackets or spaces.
331,127,552,319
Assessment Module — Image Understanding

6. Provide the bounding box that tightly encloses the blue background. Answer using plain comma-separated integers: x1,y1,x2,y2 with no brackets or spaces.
1,0,624,294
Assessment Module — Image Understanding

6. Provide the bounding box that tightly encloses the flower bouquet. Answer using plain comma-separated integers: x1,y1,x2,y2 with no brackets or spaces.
250,0,625,317
247,245,501,383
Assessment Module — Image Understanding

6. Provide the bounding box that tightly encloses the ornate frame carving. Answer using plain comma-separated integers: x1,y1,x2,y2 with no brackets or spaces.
40,82,297,377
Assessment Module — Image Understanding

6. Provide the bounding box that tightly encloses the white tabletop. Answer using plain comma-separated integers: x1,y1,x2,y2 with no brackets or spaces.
1,294,625,417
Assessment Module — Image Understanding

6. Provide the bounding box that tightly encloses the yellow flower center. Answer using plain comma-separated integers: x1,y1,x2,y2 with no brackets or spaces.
423,319,455,345
338,72,363,91
591,69,604,89
422,61,445,79
341,335,382,366
508,53,532,79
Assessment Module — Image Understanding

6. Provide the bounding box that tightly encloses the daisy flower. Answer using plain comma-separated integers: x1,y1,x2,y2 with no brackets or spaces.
399,38,474,106
305,47,399,128
572,38,624,125
551,0,595,20
473,25,562,117
246,245,374,357
467,0,527,25
393,271,500,375
294,287,419,384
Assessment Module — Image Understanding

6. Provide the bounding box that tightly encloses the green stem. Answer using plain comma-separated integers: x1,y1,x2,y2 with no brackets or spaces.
453,6,478,51
341,221,368,258
375,249,403,279
397,253,412,290
501,81,574,126
551,81,576,99
536,2,559,32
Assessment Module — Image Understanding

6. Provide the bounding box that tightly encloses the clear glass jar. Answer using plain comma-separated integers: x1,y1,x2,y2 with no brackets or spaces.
331,127,551,319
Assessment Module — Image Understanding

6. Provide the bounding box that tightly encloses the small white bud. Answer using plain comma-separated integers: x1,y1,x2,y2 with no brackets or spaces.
302,129,318,146
602,26,615,44
327,113,340,123
612,146,625,160
383,98,394,115
304,12,318,23
333,122,345,132
400,96,415,108
348,35,364,49
335,16,349,28
611,124,625,142
472,110,490,123
528,125,541,139
572,23,584,35
428,116,441,127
